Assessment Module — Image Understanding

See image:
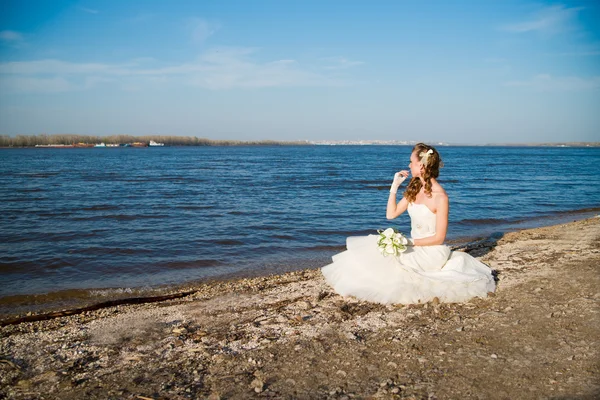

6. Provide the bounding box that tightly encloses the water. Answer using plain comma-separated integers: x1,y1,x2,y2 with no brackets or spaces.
1,145,599,316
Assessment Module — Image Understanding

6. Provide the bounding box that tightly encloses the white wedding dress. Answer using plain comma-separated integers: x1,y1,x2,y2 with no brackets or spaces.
321,203,496,304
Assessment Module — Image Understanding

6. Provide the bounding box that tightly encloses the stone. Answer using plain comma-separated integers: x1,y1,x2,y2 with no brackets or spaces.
17,379,31,389
298,301,312,310
250,378,264,393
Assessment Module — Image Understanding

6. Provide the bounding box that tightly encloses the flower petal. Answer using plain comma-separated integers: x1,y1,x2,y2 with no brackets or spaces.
383,228,395,238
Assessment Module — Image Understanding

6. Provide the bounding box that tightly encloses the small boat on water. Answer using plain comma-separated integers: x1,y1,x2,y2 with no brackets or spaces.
149,140,165,147
94,143,106,148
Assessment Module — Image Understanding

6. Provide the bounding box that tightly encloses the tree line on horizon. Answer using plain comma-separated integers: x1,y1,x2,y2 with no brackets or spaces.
0,134,310,147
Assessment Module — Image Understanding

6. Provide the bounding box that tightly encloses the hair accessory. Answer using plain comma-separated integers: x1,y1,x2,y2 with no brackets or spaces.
419,149,434,166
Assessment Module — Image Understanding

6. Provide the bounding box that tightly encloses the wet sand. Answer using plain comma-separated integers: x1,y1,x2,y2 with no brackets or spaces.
1,217,599,399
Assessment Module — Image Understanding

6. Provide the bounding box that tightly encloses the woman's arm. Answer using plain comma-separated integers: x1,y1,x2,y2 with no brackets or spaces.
387,194,408,220
386,171,409,220
412,194,448,246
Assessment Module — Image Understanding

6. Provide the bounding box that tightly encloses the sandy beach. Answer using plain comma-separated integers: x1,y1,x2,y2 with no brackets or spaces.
1,217,599,399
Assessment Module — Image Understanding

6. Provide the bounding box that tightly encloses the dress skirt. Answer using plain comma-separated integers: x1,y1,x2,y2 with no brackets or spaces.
321,234,496,304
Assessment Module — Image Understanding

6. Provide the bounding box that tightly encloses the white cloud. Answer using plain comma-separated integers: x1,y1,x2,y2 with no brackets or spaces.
80,7,99,14
549,50,600,56
127,13,155,24
0,77,75,92
188,18,220,43
505,74,600,91
0,30,23,42
322,57,365,70
501,5,583,35
0,48,359,92
544,42,600,57
0,30,25,47
0,59,120,75
484,57,507,64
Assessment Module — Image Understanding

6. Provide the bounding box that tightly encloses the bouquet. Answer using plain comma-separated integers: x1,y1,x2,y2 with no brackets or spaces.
377,228,409,256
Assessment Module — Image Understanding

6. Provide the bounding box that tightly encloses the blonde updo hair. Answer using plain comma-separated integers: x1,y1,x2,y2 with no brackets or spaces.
403,143,443,203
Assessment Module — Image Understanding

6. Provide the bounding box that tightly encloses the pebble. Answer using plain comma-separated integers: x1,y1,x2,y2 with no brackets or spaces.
491,354,498,359
17,380,31,389
297,301,312,310
331,387,343,395
250,378,264,393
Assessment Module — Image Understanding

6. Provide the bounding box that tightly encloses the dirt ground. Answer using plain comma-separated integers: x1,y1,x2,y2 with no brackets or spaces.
1,217,599,399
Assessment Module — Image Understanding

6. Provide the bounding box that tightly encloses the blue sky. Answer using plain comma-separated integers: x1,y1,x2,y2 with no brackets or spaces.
0,0,598,143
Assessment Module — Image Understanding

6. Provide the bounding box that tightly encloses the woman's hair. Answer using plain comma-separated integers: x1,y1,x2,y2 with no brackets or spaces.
403,143,443,203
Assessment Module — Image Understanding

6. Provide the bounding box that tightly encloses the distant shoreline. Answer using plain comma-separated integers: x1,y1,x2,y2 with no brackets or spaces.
1,142,599,148
1,134,599,148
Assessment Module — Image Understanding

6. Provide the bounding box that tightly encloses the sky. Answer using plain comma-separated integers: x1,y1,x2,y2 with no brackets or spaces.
0,0,599,144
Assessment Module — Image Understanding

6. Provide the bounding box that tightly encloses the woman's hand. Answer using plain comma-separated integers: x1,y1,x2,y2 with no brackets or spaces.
390,171,410,194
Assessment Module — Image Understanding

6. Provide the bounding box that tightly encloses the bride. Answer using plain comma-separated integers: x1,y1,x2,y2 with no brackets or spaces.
321,143,496,304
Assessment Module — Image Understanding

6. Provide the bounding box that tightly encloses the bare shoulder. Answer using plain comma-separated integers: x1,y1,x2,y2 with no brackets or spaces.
432,184,448,205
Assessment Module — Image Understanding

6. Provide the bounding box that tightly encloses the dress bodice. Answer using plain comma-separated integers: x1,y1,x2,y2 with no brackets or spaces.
407,203,437,239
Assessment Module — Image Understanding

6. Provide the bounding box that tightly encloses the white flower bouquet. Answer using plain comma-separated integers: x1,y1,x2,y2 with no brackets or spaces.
377,228,409,256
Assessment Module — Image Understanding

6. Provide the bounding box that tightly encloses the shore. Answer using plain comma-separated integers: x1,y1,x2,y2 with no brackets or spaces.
1,217,599,399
